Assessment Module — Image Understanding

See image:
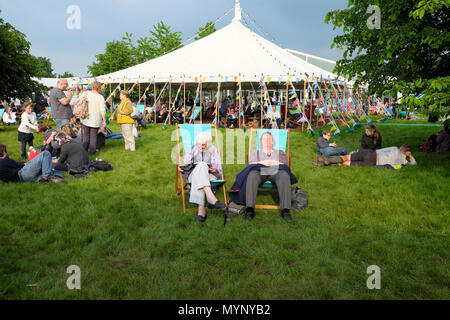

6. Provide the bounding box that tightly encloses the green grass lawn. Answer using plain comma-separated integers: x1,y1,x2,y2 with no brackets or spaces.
0,120,449,299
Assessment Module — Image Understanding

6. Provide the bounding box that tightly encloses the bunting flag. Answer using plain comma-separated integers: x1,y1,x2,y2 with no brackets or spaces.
289,94,296,100
267,77,271,84
333,129,341,137
340,122,346,127
318,117,324,122
330,126,336,132
297,116,308,123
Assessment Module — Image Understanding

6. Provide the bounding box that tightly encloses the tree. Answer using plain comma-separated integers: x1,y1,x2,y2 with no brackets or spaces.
325,0,450,114
195,22,216,40
87,40,136,77
57,72,75,78
34,56,55,78
0,10,42,101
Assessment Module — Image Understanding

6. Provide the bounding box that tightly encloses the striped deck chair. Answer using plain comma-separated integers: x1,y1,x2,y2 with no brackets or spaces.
136,104,145,114
0,109,5,130
175,123,227,213
186,106,201,123
247,128,291,210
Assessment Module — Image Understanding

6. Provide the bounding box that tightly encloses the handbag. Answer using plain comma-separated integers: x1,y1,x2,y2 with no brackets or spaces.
72,92,89,119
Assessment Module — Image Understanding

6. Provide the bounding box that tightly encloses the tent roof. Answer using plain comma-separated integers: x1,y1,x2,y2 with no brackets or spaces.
93,1,342,86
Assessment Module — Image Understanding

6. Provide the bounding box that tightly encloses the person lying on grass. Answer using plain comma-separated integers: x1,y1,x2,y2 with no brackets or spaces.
313,144,417,168
230,131,297,223
316,129,348,156
178,131,226,223
0,143,65,184
52,133,90,172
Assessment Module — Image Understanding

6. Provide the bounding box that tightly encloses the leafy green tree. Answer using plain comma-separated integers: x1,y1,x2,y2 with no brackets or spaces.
57,71,75,78
325,0,450,114
34,56,55,78
195,22,216,40
87,40,136,77
0,10,42,101
148,21,183,59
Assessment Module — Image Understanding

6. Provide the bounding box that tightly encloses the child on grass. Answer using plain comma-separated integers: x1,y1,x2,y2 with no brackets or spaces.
17,102,38,160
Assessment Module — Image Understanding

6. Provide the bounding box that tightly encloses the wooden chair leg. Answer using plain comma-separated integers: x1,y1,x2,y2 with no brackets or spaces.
175,165,179,193
181,176,186,213
222,184,227,204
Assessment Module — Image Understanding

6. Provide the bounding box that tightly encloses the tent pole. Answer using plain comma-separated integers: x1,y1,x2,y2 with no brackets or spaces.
183,81,186,124
169,80,172,125
303,78,307,132
154,82,157,124
285,82,288,128
200,80,203,124
260,87,263,128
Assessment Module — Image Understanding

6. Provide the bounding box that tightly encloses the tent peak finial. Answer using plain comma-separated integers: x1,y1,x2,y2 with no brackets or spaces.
233,0,242,22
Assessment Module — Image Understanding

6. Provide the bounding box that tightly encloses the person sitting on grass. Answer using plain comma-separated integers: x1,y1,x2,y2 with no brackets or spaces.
0,143,65,184
421,119,450,153
316,130,348,156
2,107,17,125
313,144,416,168
227,106,238,128
178,131,226,223
267,104,281,129
36,122,59,156
52,133,90,172
61,124,81,144
361,124,382,150
17,102,38,160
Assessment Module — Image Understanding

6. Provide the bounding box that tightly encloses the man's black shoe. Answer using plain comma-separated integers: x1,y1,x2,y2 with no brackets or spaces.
281,209,292,222
195,215,207,223
244,207,255,221
207,201,226,210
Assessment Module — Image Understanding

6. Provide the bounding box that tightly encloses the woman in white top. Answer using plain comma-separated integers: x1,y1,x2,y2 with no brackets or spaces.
18,102,38,159
80,81,106,155
2,107,16,125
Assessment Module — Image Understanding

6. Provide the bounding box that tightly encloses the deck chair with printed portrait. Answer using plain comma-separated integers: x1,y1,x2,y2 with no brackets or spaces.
246,128,291,210
175,123,227,213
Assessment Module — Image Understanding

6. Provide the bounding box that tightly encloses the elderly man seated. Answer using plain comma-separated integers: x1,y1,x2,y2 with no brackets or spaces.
230,132,298,222
178,131,226,223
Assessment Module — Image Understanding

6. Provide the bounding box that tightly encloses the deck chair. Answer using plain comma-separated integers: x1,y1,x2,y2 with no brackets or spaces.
186,106,201,123
45,107,53,125
175,123,227,213
136,104,145,114
247,128,291,210
0,109,5,130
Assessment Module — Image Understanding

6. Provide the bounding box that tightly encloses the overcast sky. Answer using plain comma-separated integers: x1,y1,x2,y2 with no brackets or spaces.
0,0,349,77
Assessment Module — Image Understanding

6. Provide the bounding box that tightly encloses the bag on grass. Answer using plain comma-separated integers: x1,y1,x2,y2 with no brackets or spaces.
226,201,245,216
90,160,112,171
291,186,308,210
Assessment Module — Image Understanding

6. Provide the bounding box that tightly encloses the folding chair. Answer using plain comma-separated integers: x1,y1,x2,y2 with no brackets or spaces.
136,104,145,114
175,123,227,213
186,106,201,123
0,109,5,130
247,128,291,210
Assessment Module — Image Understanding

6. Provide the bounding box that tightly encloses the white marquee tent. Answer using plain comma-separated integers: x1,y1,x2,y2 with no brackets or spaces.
92,1,343,88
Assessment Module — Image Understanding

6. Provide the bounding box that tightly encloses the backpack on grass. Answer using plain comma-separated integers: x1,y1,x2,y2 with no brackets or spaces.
90,160,112,171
